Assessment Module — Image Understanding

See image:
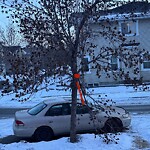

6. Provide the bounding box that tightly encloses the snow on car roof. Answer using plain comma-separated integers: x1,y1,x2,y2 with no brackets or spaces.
43,97,71,105
43,97,81,105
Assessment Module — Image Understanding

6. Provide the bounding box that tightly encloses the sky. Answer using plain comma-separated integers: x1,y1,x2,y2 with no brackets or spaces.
0,12,9,28
0,0,149,29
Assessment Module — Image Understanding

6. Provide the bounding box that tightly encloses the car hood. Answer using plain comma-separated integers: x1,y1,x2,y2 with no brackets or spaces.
103,105,127,115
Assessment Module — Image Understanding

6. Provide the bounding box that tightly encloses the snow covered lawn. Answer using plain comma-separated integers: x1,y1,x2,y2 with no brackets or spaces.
0,85,150,108
0,118,13,139
0,114,150,150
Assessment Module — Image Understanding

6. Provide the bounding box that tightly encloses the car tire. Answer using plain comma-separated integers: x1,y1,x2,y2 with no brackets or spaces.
103,118,123,133
34,126,54,142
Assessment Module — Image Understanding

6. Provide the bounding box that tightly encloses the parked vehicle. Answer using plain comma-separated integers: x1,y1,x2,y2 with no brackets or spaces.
13,98,131,141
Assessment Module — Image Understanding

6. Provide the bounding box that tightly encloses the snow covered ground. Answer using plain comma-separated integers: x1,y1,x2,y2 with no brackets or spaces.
0,114,150,150
0,84,150,149
0,85,150,108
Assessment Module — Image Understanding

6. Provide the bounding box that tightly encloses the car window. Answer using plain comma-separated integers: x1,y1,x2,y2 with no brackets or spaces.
76,104,89,114
45,103,71,116
28,102,47,115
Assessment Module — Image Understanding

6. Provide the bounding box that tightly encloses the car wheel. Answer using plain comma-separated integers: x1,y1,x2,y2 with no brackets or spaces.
103,118,123,133
34,126,54,142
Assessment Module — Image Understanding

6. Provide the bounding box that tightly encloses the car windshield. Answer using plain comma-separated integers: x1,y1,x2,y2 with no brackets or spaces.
28,102,47,115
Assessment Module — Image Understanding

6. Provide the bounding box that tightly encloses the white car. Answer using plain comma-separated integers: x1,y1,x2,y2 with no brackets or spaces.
13,99,131,141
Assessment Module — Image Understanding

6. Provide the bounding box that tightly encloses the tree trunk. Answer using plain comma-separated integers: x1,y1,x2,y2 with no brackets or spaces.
70,47,78,143
70,76,78,143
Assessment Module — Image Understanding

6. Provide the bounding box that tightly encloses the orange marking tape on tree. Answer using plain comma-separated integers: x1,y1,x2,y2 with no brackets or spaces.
76,81,85,105
73,73,80,79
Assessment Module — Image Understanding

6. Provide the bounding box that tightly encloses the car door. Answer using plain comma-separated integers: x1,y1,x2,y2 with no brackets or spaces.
44,103,71,135
76,104,98,133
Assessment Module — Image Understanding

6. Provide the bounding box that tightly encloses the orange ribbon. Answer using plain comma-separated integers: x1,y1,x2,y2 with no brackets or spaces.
74,74,85,105
76,81,85,105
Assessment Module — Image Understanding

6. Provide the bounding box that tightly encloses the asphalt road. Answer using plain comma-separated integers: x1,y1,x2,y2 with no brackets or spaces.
0,104,150,118
0,107,28,118
117,104,150,113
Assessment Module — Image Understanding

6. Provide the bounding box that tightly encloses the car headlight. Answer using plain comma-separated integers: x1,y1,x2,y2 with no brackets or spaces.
122,113,129,118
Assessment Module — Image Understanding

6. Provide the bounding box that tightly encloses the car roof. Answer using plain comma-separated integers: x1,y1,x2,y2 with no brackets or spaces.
43,97,81,105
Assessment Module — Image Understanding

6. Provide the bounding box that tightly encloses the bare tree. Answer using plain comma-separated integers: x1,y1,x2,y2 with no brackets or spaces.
0,22,26,46
0,0,148,143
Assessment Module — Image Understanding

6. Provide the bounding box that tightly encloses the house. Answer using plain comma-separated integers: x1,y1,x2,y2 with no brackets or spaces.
0,42,70,77
0,42,26,75
80,1,150,87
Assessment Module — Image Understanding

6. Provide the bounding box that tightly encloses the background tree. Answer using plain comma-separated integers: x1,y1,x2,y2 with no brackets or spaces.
0,0,148,143
0,22,26,46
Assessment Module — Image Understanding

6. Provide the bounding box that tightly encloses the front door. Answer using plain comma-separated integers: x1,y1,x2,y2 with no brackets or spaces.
44,103,71,135
76,104,96,133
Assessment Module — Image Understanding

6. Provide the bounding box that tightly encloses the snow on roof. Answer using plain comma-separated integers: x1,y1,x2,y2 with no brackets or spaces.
89,2,150,23
71,2,150,25
97,12,150,22
87,12,150,23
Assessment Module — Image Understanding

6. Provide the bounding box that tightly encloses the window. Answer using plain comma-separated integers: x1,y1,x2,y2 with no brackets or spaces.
0,64,5,73
120,20,139,36
110,56,118,71
28,102,47,115
121,22,130,34
76,104,89,114
45,103,71,116
82,57,89,72
142,54,150,70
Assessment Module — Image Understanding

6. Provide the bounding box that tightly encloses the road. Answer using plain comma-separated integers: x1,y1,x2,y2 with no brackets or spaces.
117,104,150,113
0,107,28,118
0,104,150,118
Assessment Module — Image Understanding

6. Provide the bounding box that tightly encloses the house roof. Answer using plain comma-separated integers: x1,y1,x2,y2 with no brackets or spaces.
109,1,150,14
71,2,150,24
93,2,150,22
3,46,21,52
